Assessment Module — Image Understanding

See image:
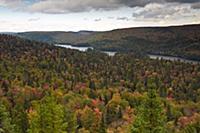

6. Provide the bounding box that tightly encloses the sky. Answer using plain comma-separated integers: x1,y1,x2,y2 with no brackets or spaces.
0,0,200,32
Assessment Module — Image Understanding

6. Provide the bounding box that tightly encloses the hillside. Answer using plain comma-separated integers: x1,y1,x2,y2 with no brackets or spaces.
17,24,200,60
1,34,200,132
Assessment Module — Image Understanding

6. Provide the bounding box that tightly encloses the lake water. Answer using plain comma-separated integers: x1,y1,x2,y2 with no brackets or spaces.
148,54,200,64
55,44,93,52
55,44,199,63
101,51,117,56
55,44,117,56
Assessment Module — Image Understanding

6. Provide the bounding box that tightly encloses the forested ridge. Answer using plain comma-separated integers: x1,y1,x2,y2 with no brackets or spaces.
0,34,200,133
17,24,200,60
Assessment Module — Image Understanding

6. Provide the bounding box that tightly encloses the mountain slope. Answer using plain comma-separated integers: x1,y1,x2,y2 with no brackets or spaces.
17,24,200,60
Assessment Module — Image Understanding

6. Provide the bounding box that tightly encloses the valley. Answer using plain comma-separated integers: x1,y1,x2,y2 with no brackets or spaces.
17,24,200,61
0,34,200,132
1,0,200,132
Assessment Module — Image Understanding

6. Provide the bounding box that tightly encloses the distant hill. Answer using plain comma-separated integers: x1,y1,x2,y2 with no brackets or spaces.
16,24,200,60
17,31,96,44
0,32,16,35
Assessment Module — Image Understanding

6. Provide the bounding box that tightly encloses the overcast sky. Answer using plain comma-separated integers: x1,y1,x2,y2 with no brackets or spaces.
0,0,200,32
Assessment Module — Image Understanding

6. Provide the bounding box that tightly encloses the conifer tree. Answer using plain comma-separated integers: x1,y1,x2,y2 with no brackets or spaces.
98,113,107,133
0,102,15,133
64,107,77,133
131,87,166,133
28,94,68,133
12,104,28,133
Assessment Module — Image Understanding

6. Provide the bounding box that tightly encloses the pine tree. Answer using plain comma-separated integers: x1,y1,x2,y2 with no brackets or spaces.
64,107,77,133
12,104,28,133
98,113,107,133
183,120,200,133
28,94,68,133
131,87,166,133
89,80,96,90
183,124,198,133
0,102,15,133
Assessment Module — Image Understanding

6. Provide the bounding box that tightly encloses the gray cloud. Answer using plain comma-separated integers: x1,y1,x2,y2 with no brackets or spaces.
108,17,115,19
94,18,102,22
117,0,164,7
28,17,40,22
26,0,165,14
117,0,200,7
167,0,200,3
117,17,130,21
26,0,120,14
192,2,200,9
132,2,199,22
1,0,200,14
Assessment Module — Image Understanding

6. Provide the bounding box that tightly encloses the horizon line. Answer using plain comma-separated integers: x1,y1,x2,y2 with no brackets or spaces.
1,23,199,33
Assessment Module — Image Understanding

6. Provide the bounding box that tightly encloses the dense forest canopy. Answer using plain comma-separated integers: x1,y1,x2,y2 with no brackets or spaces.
0,34,200,133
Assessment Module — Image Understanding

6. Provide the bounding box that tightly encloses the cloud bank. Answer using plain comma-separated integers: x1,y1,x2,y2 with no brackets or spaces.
0,0,200,14
0,0,199,30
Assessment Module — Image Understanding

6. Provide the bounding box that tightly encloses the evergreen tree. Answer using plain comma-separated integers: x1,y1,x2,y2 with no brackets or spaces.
131,87,166,133
183,120,200,133
64,107,77,133
12,104,28,133
0,102,15,133
28,94,68,133
98,113,107,133
183,124,198,133
89,80,96,90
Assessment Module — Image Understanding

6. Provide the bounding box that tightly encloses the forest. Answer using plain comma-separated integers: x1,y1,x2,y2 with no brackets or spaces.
0,34,200,133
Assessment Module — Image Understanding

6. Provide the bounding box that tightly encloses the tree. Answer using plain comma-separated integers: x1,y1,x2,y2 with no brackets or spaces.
12,104,28,133
183,118,200,133
0,102,15,133
99,113,107,133
89,80,96,90
131,87,166,133
105,93,128,124
64,107,77,133
28,94,68,133
183,124,198,133
80,106,101,133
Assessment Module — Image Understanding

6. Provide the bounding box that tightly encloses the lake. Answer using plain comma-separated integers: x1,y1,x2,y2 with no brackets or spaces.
101,51,117,56
55,44,117,56
55,44,93,52
55,44,199,63
148,54,200,64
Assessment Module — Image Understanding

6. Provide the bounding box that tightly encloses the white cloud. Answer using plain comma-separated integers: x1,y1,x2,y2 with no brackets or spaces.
132,2,200,23
1,0,200,14
0,0,23,8
0,0,199,32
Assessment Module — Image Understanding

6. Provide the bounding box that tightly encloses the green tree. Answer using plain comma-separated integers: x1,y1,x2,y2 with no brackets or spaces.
28,94,68,133
131,88,166,133
0,102,15,133
89,80,96,90
183,124,198,133
183,119,200,133
64,107,77,133
12,104,28,133
99,113,107,133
